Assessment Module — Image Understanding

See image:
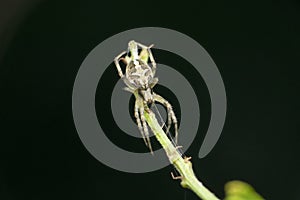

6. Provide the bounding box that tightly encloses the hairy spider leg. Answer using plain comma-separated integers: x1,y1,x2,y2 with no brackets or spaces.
113,51,138,93
153,93,179,144
121,77,136,93
139,104,153,154
134,99,148,146
136,42,157,76
150,77,159,88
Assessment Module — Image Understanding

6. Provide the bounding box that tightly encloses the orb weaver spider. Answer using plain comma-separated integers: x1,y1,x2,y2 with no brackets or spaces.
114,40,178,153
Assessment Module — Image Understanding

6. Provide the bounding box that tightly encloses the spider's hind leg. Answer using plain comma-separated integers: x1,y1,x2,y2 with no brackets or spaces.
140,106,153,154
134,98,153,154
134,100,147,146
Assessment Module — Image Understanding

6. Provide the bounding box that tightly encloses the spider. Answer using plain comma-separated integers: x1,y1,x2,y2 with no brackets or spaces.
114,40,178,153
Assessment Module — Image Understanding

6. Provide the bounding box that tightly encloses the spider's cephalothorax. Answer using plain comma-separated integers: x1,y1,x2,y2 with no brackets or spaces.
114,40,178,153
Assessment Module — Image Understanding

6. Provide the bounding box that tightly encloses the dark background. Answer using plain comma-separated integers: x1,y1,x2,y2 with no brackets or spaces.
1,0,299,200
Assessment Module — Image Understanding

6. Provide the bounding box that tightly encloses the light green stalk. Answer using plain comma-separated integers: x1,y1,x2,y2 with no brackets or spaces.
116,40,264,200
143,108,220,200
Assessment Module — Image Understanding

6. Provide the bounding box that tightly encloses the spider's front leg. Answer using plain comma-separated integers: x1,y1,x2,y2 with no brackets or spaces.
146,46,157,76
136,42,157,76
153,93,179,144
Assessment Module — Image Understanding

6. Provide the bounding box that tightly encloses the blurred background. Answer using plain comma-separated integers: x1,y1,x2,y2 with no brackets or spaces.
1,0,299,199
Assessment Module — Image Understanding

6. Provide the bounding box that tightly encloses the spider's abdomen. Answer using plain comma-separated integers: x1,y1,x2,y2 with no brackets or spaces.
126,59,153,88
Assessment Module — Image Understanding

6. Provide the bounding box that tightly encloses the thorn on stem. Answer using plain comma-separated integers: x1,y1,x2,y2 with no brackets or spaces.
184,156,192,162
171,172,182,180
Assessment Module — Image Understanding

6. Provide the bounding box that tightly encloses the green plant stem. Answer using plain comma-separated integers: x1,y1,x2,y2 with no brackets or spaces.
144,110,220,200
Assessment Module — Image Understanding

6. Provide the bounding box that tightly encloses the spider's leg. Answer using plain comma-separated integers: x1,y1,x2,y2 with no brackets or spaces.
146,47,156,76
123,87,134,93
136,42,157,76
121,55,131,65
139,48,149,64
139,104,153,154
153,93,171,134
114,51,126,78
122,77,136,93
134,99,147,146
153,93,179,144
150,77,159,88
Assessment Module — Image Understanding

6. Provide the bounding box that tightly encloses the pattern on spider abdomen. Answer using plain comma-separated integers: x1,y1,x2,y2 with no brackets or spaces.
126,59,153,88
